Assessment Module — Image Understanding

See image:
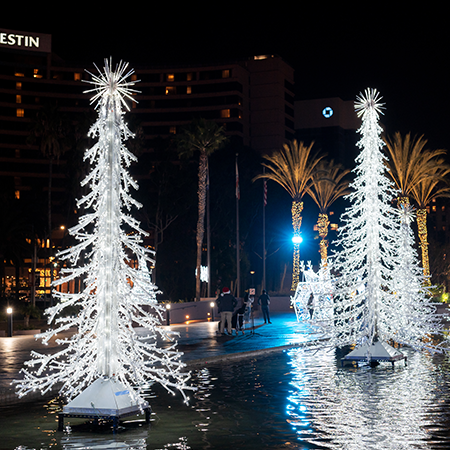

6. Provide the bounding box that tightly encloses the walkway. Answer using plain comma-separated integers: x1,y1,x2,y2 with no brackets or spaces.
0,311,316,402
160,311,316,367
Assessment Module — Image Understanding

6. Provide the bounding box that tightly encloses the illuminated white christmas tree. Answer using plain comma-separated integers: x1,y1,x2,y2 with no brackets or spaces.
316,88,447,358
387,204,445,350
329,88,400,350
15,59,192,405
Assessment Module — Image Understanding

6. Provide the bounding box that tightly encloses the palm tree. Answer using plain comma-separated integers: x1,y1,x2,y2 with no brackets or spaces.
383,132,450,280
176,118,227,301
306,160,351,264
411,164,450,281
28,104,69,251
383,132,447,208
254,139,324,290
28,104,70,302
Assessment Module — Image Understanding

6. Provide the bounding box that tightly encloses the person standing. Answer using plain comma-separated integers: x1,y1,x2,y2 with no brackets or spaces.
258,289,271,324
217,287,237,335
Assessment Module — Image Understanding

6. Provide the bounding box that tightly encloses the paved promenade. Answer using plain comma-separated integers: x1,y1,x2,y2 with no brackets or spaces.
0,311,315,399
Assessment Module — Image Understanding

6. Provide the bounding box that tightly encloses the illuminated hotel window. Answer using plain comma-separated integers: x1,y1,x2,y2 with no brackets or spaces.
442,206,446,212
432,205,437,212
169,126,177,134
74,72,81,81
15,72,24,77
16,95,22,103
166,74,175,82
426,206,430,213
220,109,231,118
222,69,230,78
16,82,22,90
186,86,192,94
330,223,338,231
165,86,177,95
16,108,24,117
15,190,20,200
186,72,194,81
33,69,42,79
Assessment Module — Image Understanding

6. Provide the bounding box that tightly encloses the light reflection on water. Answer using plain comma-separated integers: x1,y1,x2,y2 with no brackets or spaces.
286,347,450,449
2,348,450,449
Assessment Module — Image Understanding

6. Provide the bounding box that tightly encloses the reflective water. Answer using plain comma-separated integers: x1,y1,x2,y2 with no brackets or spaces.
1,347,450,449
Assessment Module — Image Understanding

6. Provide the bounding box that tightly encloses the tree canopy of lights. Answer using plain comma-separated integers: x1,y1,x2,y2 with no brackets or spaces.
14,59,192,403
312,88,447,353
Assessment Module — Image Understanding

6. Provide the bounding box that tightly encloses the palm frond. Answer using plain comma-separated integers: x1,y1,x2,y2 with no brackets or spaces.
383,132,448,197
306,160,351,213
253,139,324,201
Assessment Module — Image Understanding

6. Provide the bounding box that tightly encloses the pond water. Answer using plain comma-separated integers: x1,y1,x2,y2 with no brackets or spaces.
1,346,450,449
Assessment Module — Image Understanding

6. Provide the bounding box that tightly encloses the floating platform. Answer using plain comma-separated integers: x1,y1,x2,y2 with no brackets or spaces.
341,341,407,368
58,376,150,431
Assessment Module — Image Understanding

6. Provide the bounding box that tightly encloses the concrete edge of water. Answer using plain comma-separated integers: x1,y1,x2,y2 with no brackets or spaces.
184,343,301,369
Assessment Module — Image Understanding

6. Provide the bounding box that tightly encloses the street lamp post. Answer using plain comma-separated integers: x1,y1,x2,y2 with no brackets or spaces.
210,302,215,321
7,307,13,337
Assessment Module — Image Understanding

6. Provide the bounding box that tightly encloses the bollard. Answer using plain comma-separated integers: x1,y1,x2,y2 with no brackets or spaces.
166,304,171,325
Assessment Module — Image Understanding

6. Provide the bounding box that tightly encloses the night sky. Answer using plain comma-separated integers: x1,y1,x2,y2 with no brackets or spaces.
4,6,449,149
3,7,449,291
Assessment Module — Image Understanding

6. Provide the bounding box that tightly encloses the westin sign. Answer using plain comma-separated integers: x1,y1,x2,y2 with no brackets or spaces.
0,28,51,52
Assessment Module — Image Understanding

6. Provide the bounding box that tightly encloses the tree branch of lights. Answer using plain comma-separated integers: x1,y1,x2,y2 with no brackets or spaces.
14,59,192,404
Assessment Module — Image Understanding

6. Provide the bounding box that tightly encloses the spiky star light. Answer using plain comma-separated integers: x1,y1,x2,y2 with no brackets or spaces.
84,58,140,111
355,87,385,118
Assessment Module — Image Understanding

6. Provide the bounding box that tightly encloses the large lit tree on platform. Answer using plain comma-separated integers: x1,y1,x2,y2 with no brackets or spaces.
254,139,324,290
15,60,192,403
330,88,400,348
300,89,448,357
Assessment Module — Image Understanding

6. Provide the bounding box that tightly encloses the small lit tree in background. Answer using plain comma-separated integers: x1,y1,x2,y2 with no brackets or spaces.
388,204,444,349
254,140,324,290
15,60,192,404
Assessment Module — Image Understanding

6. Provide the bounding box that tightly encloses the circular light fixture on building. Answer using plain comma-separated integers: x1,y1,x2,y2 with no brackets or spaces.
322,106,334,118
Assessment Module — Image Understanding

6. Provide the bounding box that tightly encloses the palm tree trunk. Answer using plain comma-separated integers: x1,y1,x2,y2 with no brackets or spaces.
195,152,208,301
318,213,330,264
397,196,409,208
417,208,431,284
291,200,303,291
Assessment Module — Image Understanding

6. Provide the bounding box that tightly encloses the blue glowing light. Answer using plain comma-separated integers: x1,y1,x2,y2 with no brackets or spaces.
322,106,333,118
